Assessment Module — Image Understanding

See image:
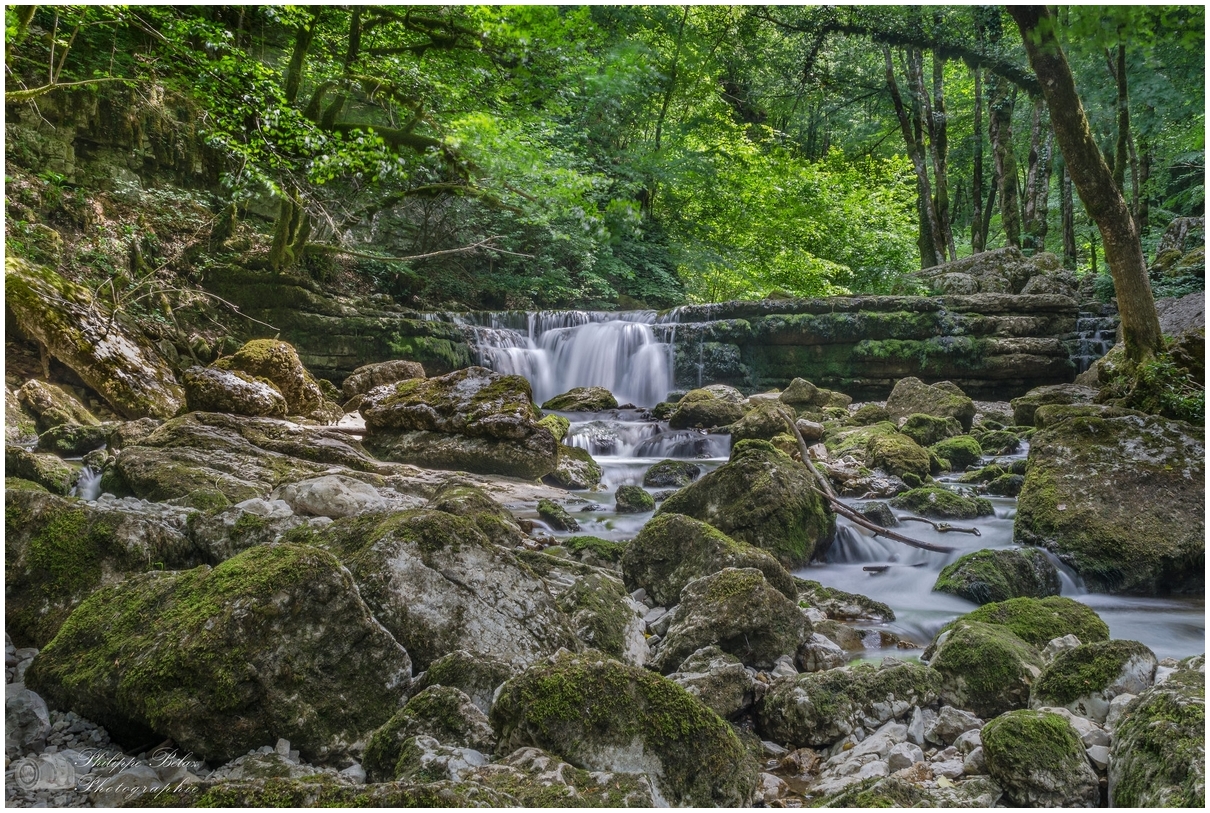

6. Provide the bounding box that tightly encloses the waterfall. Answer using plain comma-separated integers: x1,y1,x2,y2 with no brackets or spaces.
72,466,103,501
456,311,676,407
1071,311,1118,372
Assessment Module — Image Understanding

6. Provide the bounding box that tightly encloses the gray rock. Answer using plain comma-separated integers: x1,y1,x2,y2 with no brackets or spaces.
342,360,425,401
963,745,986,775
667,646,756,720
982,709,1100,807
1086,744,1110,771
183,366,287,417
271,474,388,518
90,763,165,806
925,706,984,746
796,633,848,673
1041,633,1083,662
886,741,923,772
5,685,51,755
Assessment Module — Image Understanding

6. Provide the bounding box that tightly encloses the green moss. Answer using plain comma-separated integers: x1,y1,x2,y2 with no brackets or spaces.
928,621,1044,718
364,686,493,783
930,435,983,470
703,567,766,603
614,484,655,513
178,489,232,512
1111,668,1205,807
565,535,627,562
557,572,633,658
1032,639,1154,706
890,486,993,519
899,413,962,447
847,404,891,426
934,548,1059,605
982,710,1090,801
5,477,48,492
866,432,932,480
536,414,571,442
960,596,1109,647
537,498,580,532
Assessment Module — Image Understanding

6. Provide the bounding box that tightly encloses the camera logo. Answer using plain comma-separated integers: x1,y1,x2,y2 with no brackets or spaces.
11,755,77,791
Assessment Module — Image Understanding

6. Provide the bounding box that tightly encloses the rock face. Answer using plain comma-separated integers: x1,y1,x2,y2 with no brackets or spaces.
16,380,100,433
182,366,287,417
342,360,425,401
622,512,796,607
927,620,1045,718
490,650,758,806
361,367,559,480
320,509,578,670
1109,657,1205,807
982,710,1100,807
657,439,834,567
934,548,1062,605
5,258,185,419
363,687,496,781
885,377,976,431
1015,404,1204,594
541,387,618,411
1010,383,1098,427
25,544,413,762
1030,640,1158,723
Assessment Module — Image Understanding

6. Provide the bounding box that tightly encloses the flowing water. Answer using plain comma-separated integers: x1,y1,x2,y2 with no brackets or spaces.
463,311,1204,661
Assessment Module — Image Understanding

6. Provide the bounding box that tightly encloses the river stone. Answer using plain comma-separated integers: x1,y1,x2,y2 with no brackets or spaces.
924,706,984,746
187,500,312,562
213,339,329,417
270,474,388,518
824,422,931,483
409,650,520,717
5,489,202,647
952,596,1110,649
537,498,579,531
929,435,984,470
25,543,413,763
982,709,1100,807
5,445,75,495
541,387,618,411
342,360,425,401
651,568,809,673
614,484,654,513
5,685,51,755
16,380,100,432
667,388,747,430
642,459,701,488
890,486,993,520
885,377,975,432
758,660,941,749
36,422,109,456
5,258,185,419
1030,640,1158,723
363,687,496,782
1015,404,1204,594
898,413,963,447
622,512,796,607
657,439,834,567
795,633,848,672
426,480,525,547
182,366,288,417
926,620,1044,718
779,377,834,409
1010,384,1099,427
543,444,603,490
667,646,756,720
793,579,895,622
490,650,758,807
361,367,558,480
934,548,1061,605
1108,658,1205,807
319,509,578,670
729,400,792,442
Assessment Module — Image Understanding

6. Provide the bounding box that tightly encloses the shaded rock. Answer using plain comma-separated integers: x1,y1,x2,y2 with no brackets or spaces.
614,484,654,513
668,646,757,721
814,774,1003,807
924,706,984,746
729,400,792,443
898,413,963,447
5,685,51,755
886,377,975,431
388,735,489,783
16,379,100,432
342,360,425,401
856,501,898,528
541,562,647,666
1031,640,1157,723
5,386,39,446
544,444,603,490
642,459,701,489
927,620,1044,718
36,422,109,456
427,481,524,547
463,746,657,805
410,650,520,717
1010,384,1099,427
541,387,618,412
537,498,580,531
779,377,833,409
667,388,747,429
271,474,388,518
25,543,412,762
363,687,496,781
182,366,287,417
186,499,310,562
490,650,758,807
982,709,1100,807
891,486,993,520
934,548,1061,605
795,633,848,672
986,472,1025,496
5,445,75,495
848,404,891,426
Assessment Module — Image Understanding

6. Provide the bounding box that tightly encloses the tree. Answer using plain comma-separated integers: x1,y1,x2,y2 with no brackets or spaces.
1009,6,1162,362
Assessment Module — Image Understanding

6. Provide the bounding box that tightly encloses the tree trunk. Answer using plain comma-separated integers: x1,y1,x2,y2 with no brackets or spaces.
284,16,317,105
971,66,985,253
886,47,943,267
1009,6,1162,362
1111,43,1129,192
1060,159,1077,268
988,73,1021,247
982,170,997,247
1022,98,1053,253
930,52,957,260
1133,136,1151,228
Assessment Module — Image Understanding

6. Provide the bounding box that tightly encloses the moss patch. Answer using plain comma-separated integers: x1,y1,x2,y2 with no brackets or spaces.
959,596,1109,647
891,486,993,520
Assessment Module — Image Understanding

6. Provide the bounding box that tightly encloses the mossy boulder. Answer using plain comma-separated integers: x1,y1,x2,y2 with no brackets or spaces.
934,548,1061,605
953,596,1110,648
927,620,1045,718
667,646,757,721
563,535,628,565
657,439,834,567
5,258,185,419
536,413,570,442
490,650,758,806
848,403,891,426
929,435,984,470
460,746,658,806
982,710,1100,807
1010,383,1099,427
182,366,287,417
214,339,328,417
363,687,496,781
5,445,76,495
137,776,512,807
728,400,791,442
987,472,1025,496
537,498,580,531
543,444,603,490
651,568,809,673
613,484,654,513
1109,660,1205,807
541,387,618,412
758,660,941,748
362,367,558,480
779,377,834,410
885,377,975,431
890,486,994,520
667,388,747,429
36,422,109,456
410,650,520,717
552,568,647,666
319,509,579,670
1014,405,1204,594
25,543,413,762
341,359,425,401
427,481,525,547
815,775,1003,808
16,379,100,433
866,430,933,481
793,578,895,621
899,413,963,447
642,459,701,488
1031,639,1158,722
622,512,796,607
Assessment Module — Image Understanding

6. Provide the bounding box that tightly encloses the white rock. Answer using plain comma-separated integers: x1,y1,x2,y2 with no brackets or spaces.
1041,634,1083,662
771,655,798,679
1105,693,1136,729
756,772,787,804
933,758,965,779
1086,744,1111,771
925,705,983,745
271,475,388,518
962,746,986,775
339,762,366,784
886,742,924,772
907,705,935,746
954,728,982,754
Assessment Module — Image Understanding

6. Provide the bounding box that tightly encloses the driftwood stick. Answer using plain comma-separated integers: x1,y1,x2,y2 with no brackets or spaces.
900,516,982,536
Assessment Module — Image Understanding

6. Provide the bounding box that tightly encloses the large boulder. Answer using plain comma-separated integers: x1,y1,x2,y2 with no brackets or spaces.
657,439,834,567
543,444,603,490
642,459,701,489
728,400,792,442
651,568,809,673
25,544,413,763
409,650,521,718
1030,640,1158,723
891,486,994,520
934,548,1061,605
824,422,931,483
885,377,976,432
953,596,1110,648
16,380,100,433
5,258,185,419
320,509,578,670
667,646,757,720
1015,405,1204,594
213,339,332,418
667,388,747,430
490,650,758,806
426,480,525,547
1010,384,1098,427
541,387,618,411
182,366,287,417
341,360,425,401
621,512,796,607
1109,656,1205,807
363,687,496,781
5,489,201,647
982,710,1100,807
5,445,76,495
269,474,389,518
926,620,1045,718
898,413,963,447
362,367,559,480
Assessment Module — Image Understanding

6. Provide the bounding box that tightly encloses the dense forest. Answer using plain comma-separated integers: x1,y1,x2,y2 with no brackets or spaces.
5,5,1204,311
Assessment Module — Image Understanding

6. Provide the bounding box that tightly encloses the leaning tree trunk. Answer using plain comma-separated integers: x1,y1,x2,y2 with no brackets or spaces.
1009,6,1162,362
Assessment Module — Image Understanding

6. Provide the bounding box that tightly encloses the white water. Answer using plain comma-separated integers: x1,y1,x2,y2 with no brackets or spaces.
71,466,103,501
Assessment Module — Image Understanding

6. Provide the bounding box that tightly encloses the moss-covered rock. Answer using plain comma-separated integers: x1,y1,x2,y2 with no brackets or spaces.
5,258,185,419
667,646,756,721
5,386,40,446
16,379,100,433
957,596,1110,648
982,709,1100,807
890,486,994,519
847,403,891,426
728,399,792,442
461,746,657,806
899,413,963,447
641,459,701,488
364,687,496,781
490,650,758,806
972,427,1021,455
5,445,76,495
987,472,1025,496
552,568,646,665
320,509,578,670
1011,383,1099,427
537,498,580,531
427,481,525,547
1014,404,1204,594
622,513,796,607
866,430,933,481
25,543,412,762
563,535,628,565
36,422,109,456
927,620,1045,718
757,660,941,748
5,489,202,647
613,484,654,513
182,366,287,417
135,776,512,807
544,444,603,490
930,435,984,470
934,548,1061,605
667,387,747,430
1109,660,1205,807
815,775,1003,808
541,387,618,411
657,439,834,567
410,650,520,717
885,377,976,431
793,578,895,621
779,377,834,410
651,568,809,672
214,339,327,417
1031,639,1158,722
536,413,570,442
341,359,425,401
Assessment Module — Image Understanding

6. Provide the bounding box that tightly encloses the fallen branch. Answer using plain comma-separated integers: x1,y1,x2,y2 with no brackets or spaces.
309,236,533,263
5,77,133,104
900,516,981,536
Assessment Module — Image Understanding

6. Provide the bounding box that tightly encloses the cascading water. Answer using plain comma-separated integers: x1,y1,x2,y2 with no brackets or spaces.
72,466,103,501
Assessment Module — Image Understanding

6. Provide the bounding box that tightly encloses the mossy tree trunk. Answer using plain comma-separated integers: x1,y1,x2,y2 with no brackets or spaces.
1010,6,1162,362
988,72,1021,248
267,192,311,273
